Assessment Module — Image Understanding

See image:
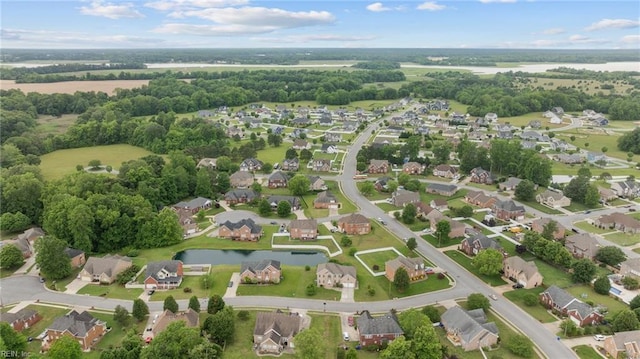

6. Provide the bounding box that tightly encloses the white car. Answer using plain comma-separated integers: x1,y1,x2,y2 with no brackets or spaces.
594,334,606,341
489,294,498,301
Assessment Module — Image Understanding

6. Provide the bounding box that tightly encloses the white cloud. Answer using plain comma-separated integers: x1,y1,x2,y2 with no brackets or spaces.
251,34,377,43
79,1,143,19
366,2,391,12
586,18,640,31
478,0,517,3
0,28,164,48
417,2,446,11
568,34,589,41
542,27,565,35
144,0,248,11
621,34,640,44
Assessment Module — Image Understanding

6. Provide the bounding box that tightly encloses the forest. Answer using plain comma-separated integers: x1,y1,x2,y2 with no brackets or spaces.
0,63,146,81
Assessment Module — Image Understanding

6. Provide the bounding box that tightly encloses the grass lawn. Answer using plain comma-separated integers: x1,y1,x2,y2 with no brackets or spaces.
602,231,640,246
565,285,629,317
150,266,235,300
236,204,297,220
44,267,82,292
444,250,507,286
407,220,430,232
86,311,147,359
357,182,391,201
203,206,227,216
520,253,573,288
503,287,556,323
563,202,601,213
520,200,563,215
422,234,462,248
357,250,400,272
307,314,343,359
324,181,357,214
272,235,341,254
39,144,155,180
376,203,400,212
76,284,143,300
574,221,611,234
22,305,71,354
235,265,339,300
573,345,602,359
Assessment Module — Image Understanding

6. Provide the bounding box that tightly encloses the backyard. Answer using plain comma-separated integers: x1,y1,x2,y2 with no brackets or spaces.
21,305,71,354
357,249,401,273
565,284,629,317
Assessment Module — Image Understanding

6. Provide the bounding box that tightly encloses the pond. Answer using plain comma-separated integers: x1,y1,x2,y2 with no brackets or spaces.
173,249,327,266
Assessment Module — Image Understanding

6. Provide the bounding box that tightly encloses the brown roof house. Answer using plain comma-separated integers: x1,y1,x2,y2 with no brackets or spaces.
267,171,289,188
604,330,640,359
80,255,132,284
338,214,371,235
241,260,281,284
620,258,640,280
0,308,41,332
43,310,106,351
426,183,458,196
224,189,259,205
498,177,522,191
461,234,503,257
174,208,198,236
307,175,327,191
531,218,566,240
150,309,199,338
385,256,427,282
316,263,357,288
465,191,498,209
311,159,331,172
64,248,86,268
599,187,618,203
230,171,255,188
253,311,302,355
196,158,217,169
430,198,448,211
368,159,390,174
536,190,571,208
218,218,263,241
391,189,420,207
402,162,425,175
433,164,458,178
171,197,212,215
292,139,311,150
289,219,318,240
1,238,32,258
611,180,640,199
429,215,466,239
539,285,603,327
594,212,640,234
503,256,543,289
282,158,299,172
356,310,404,347
313,191,339,209
144,260,183,290
492,200,525,221
565,233,600,260
470,167,494,184
441,306,499,351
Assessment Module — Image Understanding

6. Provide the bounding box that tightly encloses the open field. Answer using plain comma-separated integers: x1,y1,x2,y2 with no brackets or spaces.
500,112,568,128
39,144,155,180
503,287,557,323
235,265,338,300
0,79,151,95
256,146,288,165
514,77,634,96
36,114,79,135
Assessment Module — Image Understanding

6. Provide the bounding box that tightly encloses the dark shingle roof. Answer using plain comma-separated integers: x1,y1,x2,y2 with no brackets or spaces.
146,260,182,284
48,310,101,337
64,248,84,259
441,307,499,344
357,310,403,336
0,309,37,324
427,183,458,193
241,259,281,274
220,218,262,234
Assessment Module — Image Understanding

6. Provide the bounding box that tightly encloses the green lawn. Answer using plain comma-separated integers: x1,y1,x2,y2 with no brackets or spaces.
444,250,507,286
563,202,601,213
151,266,236,300
272,235,341,254
76,284,143,300
602,231,640,246
565,285,629,317
520,254,573,288
376,203,401,212
357,250,400,272
407,219,430,232
39,144,155,180
235,265,339,300
573,221,611,234
503,287,557,323
422,234,462,248
235,204,297,220
21,305,71,354
520,200,563,215
257,145,288,165
357,182,391,200
86,311,147,359
573,345,602,359
43,267,82,292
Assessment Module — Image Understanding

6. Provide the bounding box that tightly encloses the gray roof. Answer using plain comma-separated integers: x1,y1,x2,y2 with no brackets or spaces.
314,191,337,203
610,330,640,350
220,218,262,234
427,183,458,193
317,263,356,279
463,234,501,251
241,259,281,274
501,177,522,188
82,254,131,277
224,189,259,202
542,285,600,319
64,247,84,259
174,197,212,210
356,310,403,336
0,308,38,324
241,158,264,167
254,311,301,339
441,306,499,345
321,143,338,151
268,171,289,182
146,260,182,284
266,195,300,208
48,310,101,337
494,200,524,212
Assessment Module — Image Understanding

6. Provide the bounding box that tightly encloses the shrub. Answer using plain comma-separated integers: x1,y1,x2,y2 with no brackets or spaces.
372,264,379,271
437,272,445,280
305,284,317,296
341,236,352,247
367,285,376,296
127,249,139,257
183,287,192,293
305,265,310,271
422,305,441,323
348,247,357,257
237,310,250,321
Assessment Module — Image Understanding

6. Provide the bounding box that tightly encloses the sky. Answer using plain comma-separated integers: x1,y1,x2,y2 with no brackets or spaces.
1,0,639,49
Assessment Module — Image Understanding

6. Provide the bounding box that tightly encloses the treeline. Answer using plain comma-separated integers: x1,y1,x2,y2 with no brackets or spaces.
352,61,401,70
1,63,145,81
507,68,640,89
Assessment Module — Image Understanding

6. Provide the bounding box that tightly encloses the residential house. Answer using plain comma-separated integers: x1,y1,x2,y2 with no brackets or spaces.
319,116,334,126
461,234,503,257
470,167,494,184
218,218,263,241
611,181,640,199
554,154,584,165
551,107,564,115
64,248,86,268
426,183,458,196
282,158,299,171
43,310,106,351
80,255,132,284
521,140,537,150
338,214,371,235
498,177,522,191
311,159,332,172
430,216,466,238
415,202,436,219
197,158,217,169
402,162,424,175
321,143,339,154
594,212,640,234
0,308,41,332
172,197,213,215
292,117,310,127
391,189,420,207
374,176,392,192
266,195,301,211
528,120,542,129
368,159,390,174
292,139,311,150
307,175,327,191
531,218,566,240
144,260,183,290
325,132,342,142
536,190,571,208
19,227,45,243
150,309,199,337
565,233,600,260
465,191,498,209
604,330,640,359
240,259,281,284
497,130,514,139
226,126,243,138
289,219,318,240
492,200,525,221
316,263,357,288
240,158,264,172
229,171,255,188
174,208,197,236
587,152,608,165
430,199,448,211
356,310,404,347
224,189,259,205
620,258,640,280
313,191,339,209
485,113,498,123
253,311,302,354
539,285,603,327
599,187,618,203
268,171,289,189
441,306,499,351
385,256,426,282
290,128,308,138
503,256,543,288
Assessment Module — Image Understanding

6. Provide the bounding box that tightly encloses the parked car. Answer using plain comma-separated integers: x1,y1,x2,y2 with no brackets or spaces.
39,277,45,283
594,334,606,341
630,208,637,212
348,316,354,326
270,221,278,225
489,294,498,301
228,281,234,288
147,289,155,295
512,283,524,289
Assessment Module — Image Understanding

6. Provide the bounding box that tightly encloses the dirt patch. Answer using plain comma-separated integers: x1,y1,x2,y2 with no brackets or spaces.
0,79,150,94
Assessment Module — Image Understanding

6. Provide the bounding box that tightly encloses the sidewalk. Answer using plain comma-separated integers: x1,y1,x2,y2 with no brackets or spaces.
13,256,36,276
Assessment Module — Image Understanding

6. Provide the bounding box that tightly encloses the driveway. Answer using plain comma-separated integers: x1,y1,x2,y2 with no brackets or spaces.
64,278,89,294
223,273,240,298
340,287,355,303
338,312,359,343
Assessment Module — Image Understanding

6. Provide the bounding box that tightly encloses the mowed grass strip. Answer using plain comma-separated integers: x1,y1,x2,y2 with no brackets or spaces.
444,250,507,286
573,345,604,359
76,284,143,300
502,287,556,323
39,144,155,180
272,236,341,254
235,265,339,300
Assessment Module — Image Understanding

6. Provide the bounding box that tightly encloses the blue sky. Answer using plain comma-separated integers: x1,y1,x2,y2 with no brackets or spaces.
1,0,638,49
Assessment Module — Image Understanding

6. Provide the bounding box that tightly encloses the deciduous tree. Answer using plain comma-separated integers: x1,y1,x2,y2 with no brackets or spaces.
202,306,235,345
593,275,611,295
113,305,131,327
412,325,442,359
294,328,325,359
188,295,200,313
613,309,640,332
571,259,597,284
467,293,490,312
401,203,417,224
506,335,534,358
34,236,72,280
0,322,27,353
277,200,291,217
48,336,82,359
398,309,430,339
132,299,149,322
435,220,451,246
163,295,179,313
359,181,375,197
141,321,203,359
207,295,225,314
595,246,626,267
0,244,24,269
406,237,417,251
515,180,535,201
288,174,310,196
393,267,410,292
472,248,503,276
381,336,415,359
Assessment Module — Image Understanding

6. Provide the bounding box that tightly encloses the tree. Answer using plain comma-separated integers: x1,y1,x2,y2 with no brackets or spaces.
393,267,410,292
387,180,399,193
163,295,179,313
251,181,263,194
341,236,352,247
359,181,375,197
88,159,102,170
515,180,536,201
267,133,282,147
262,163,273,174
456,205,474,218
422,306,441,323
277,200,291,217
285,148,298,159
0,244,24,269
401,203,417,224
0,212,31,232
506,335,534,358
48,335,82,359
141,321,205,359
593,275,611,295
0,322,27,353
381,336,415,359
571,259,597,284
631,295,640,310
294,328,325,359
541,220,559,241
398,309,430,339
411,325,443,359
113,305,131,327
523,293,538,306
345,348,358,359
188,342,222,358
618,127,640,154
207,295,225,314
595,246,626,267
300,148,313,162
258,198,272,216
432,142,451,165
132,299,149,322
288,174,310,196
435,220,451,246
623,277,640,290
188,295,201,313
202,306,235,345
472,248,503,276
194,169,213,199
584,184,600,208
467,293,490,312
34,236,72,280
613,309,640,332
406,237,417,251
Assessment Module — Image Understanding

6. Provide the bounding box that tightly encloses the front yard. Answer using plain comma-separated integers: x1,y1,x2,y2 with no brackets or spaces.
573,220,612,234
601,231,640,246
150,266,235,300
444,250,507,286
235,265,338,300
422,234,462,248
502,287,557,323
76,284,143,300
